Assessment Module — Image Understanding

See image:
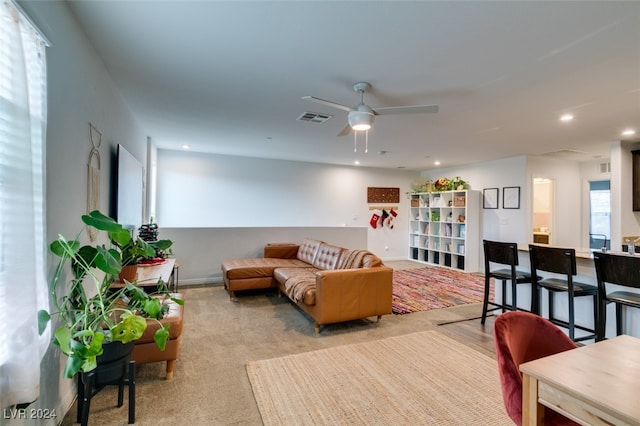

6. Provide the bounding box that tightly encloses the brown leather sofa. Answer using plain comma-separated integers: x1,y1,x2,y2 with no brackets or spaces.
131,293,184,379
221,239,393,332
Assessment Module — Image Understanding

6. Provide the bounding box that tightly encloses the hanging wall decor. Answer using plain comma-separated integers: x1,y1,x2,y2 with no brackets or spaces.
503,186,520,209
367,187,400,204
483,188,499,209
86,123,102,241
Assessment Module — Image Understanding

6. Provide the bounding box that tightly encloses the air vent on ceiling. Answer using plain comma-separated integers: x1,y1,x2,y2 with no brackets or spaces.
297,112,333,124
541,149,589,158
599,162,611,174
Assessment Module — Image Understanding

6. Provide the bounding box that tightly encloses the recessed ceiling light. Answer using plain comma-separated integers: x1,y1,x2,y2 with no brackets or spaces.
182,144,191,149
560,114,574,122
434,161,441,166
622,129,636,136
354,160,360,165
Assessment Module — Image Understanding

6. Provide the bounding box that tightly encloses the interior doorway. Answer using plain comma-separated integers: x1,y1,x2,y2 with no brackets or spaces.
532,178,554,245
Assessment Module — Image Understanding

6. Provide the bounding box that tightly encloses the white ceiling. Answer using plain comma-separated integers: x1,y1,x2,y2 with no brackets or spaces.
66,1,640,171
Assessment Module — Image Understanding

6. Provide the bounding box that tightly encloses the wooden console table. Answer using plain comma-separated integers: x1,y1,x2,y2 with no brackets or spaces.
111,258,177,290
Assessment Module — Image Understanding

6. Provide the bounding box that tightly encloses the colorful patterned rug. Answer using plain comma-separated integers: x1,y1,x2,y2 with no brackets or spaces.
392,267,492,314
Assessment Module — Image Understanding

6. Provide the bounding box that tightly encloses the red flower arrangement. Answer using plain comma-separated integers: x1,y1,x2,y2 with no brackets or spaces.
434,178,452,191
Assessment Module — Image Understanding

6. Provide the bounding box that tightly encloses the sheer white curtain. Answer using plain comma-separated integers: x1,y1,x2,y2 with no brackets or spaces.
0,0,49,408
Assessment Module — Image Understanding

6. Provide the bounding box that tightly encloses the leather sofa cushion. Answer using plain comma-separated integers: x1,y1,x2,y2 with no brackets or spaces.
296,238,323,264
263,243,299,259
222,258,308,279
312,243,345,270
273,267,318,283
274,267,317,306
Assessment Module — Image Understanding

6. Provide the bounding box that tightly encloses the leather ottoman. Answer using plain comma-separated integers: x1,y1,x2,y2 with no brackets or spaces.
131,293,184,379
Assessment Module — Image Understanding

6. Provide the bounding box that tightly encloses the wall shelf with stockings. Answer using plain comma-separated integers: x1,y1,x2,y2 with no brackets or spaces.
408,190,480,272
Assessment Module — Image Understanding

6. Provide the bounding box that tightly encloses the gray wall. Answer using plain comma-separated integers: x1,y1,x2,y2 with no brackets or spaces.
156,149,417,262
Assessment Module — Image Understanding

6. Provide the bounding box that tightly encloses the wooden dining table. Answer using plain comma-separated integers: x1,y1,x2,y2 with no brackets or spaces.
519,334,640,426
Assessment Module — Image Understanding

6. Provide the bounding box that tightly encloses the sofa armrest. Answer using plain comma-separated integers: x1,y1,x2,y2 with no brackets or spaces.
263,243,299,259
313,266,393,323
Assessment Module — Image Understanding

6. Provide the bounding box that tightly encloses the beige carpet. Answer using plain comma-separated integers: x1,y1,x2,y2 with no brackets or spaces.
246,330,510,426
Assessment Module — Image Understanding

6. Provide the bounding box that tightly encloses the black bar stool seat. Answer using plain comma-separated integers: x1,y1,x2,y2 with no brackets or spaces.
529,244,597,343
535,277,595,293
489,269,533,282
482,240,536,325
593,251,640,341
608,291,640,307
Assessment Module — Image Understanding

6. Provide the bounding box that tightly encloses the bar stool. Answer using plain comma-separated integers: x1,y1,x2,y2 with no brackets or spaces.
529,244,597,342
481,240,535,325
593,251,640,341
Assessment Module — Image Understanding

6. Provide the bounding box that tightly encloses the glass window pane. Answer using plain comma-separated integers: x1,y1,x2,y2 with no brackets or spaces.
589,181,610,250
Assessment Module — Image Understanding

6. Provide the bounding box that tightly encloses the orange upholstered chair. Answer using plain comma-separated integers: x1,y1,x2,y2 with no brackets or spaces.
493,311,579,426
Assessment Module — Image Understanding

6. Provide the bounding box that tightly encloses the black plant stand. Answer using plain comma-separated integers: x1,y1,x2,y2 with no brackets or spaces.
77,342,136,425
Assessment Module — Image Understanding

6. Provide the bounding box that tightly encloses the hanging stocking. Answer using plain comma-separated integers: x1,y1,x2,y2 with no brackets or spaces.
387,209,398,229
381,210,390,228
369,211,381,229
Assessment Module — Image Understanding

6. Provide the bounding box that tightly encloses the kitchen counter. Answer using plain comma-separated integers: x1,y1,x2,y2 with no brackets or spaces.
518,244,596,260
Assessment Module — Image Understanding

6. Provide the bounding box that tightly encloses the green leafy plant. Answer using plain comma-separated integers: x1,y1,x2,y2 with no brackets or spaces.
431,176,469,192
451,176,469,190
113,235,173,266
38,210,183,379
410,178,434,193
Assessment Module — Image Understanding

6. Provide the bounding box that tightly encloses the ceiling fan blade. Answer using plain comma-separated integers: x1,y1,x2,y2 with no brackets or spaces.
373,104,439,115
337,123,352,137
302,96,352,112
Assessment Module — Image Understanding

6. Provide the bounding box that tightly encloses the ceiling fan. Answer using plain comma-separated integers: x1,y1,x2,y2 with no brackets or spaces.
302,82,439,137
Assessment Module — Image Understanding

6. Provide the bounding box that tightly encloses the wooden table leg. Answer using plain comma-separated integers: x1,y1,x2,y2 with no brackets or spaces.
522,373,544,426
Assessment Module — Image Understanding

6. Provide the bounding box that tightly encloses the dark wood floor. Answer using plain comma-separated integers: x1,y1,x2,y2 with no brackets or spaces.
438,315,497,359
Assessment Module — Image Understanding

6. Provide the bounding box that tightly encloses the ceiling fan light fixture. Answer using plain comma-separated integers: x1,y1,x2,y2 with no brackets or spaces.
348,110,374,131
302,81,438,137
352,123,371,131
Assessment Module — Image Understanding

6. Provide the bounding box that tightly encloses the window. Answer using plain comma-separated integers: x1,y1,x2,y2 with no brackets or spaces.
0,0,49,408
589,180,611,250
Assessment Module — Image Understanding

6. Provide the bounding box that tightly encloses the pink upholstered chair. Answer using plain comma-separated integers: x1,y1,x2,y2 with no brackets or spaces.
493,311,579,425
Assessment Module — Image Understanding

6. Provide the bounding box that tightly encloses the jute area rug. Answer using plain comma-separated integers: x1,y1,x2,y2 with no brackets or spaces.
393,266,493,314
246,330,511,426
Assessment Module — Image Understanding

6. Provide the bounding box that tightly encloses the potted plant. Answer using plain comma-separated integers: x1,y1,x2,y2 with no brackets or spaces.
410,178,434,193
112,233,173,281
451,176,469,190
38,210,183,379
